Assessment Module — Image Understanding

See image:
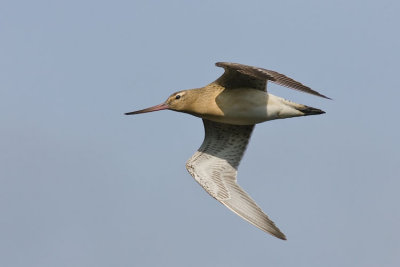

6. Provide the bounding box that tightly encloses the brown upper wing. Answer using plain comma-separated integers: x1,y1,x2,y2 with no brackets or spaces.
214,62,330,99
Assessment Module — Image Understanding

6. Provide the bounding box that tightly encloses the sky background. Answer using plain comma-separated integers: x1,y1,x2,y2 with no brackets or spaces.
1,0,399,266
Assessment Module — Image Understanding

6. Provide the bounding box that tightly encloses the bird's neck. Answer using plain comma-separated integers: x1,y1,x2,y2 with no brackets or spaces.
182,85,225,117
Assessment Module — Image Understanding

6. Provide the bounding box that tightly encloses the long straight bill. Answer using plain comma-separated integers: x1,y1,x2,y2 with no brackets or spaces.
125,103,169,115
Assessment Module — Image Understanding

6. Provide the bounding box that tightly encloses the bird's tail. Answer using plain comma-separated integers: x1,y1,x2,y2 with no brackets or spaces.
277,96,325,116
294,105,325,116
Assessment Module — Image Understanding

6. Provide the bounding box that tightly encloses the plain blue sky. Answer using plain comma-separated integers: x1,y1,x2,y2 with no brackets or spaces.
1,0,399,266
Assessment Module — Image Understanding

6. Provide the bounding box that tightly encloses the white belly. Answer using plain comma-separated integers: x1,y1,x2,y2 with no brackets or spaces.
206,89,304,125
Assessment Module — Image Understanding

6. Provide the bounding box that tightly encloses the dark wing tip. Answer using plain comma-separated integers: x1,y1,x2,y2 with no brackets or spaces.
316,93,332,100
277,232,287,240
308,91,332,100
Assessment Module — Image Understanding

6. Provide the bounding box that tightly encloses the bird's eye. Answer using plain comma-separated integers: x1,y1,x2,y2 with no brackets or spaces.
175,95,181,100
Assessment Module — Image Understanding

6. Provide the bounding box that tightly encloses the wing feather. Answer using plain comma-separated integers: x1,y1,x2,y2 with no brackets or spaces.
186,119,286,240
214,62,330,99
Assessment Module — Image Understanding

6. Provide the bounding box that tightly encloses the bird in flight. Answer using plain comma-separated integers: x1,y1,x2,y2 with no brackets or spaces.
126,62,329,240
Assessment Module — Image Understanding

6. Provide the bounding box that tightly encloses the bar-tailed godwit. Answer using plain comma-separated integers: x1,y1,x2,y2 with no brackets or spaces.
126,62,329,240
